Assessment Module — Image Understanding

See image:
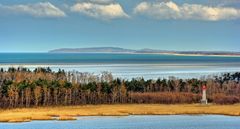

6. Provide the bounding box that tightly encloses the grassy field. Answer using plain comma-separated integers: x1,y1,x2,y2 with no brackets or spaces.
0,104,240,122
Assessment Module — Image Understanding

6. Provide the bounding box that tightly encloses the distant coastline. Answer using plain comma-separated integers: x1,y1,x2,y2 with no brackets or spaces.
49,47,240,57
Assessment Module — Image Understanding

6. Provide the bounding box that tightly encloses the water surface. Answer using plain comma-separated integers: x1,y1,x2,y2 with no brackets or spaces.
1,53,240,79
1,115,240,129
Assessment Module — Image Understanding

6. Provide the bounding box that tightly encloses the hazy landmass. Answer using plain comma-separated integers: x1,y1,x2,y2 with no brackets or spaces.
49,47,135,53
49,47,240,56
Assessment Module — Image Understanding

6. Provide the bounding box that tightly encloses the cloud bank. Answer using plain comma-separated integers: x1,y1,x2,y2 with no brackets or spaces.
134,1,240,21
1,1,240,21
70,2,129,20
0,2,66,17
87,0,114,4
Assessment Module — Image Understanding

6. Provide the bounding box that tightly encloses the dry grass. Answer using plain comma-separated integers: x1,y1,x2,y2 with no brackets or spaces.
0,104,240,123
58,116,77,121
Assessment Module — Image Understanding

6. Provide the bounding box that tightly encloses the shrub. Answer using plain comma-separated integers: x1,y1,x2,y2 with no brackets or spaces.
129,92,201,104
212,94,239,104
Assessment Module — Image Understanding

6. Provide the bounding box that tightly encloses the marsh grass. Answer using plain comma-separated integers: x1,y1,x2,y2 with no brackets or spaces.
0,104,240,123
58,116,77,121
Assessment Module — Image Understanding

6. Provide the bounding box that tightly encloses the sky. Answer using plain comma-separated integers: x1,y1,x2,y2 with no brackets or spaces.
0,0,240,52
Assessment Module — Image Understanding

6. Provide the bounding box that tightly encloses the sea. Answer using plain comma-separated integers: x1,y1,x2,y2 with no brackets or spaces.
0,53,240,79
1,115,240,129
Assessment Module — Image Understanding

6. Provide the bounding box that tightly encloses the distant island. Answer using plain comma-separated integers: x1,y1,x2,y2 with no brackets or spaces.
49,47,240,56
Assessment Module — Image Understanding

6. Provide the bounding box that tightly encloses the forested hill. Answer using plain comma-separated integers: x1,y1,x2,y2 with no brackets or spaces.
49,47,240,56
0,67,240,108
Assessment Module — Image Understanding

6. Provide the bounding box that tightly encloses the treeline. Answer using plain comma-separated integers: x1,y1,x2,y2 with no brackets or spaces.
0,67,240,108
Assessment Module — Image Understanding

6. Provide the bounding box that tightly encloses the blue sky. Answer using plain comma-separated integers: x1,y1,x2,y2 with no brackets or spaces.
0,0,240,52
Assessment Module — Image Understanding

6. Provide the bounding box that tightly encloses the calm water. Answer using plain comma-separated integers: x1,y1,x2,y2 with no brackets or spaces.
1,53,240,64
1,115,240,129
1,53,240,79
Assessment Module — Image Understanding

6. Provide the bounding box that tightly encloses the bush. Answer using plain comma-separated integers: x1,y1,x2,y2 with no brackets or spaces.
129,92,201,104
212,94,239,104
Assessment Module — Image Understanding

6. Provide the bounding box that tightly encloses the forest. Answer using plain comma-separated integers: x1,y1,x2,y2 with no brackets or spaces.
0,67,240,108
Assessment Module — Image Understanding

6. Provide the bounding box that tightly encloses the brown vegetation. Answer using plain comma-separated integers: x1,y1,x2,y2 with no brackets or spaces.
0,67,240,109
0,104,240,123
129,92,201,104
212,94,240,104
58,116,77,121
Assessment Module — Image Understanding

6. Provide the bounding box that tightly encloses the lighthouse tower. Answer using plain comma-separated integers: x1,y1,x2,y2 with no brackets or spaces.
201,85,208,104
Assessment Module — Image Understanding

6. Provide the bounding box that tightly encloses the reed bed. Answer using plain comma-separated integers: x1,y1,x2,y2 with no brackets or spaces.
0,104,239,123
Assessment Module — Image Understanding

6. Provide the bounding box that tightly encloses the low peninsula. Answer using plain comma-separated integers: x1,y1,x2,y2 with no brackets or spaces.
49,47,240,57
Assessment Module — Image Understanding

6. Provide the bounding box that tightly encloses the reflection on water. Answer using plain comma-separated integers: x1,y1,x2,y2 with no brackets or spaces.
1,115,240,129
1,53,240,79
1,64,240,79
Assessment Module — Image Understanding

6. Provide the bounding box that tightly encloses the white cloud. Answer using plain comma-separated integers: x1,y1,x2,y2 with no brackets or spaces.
134,1,240,21
70,2,129,20
88,0,113,4
0,2,66,17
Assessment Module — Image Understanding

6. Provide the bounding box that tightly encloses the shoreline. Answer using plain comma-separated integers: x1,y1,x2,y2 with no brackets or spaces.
0,104,240,123
53,52,240,57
